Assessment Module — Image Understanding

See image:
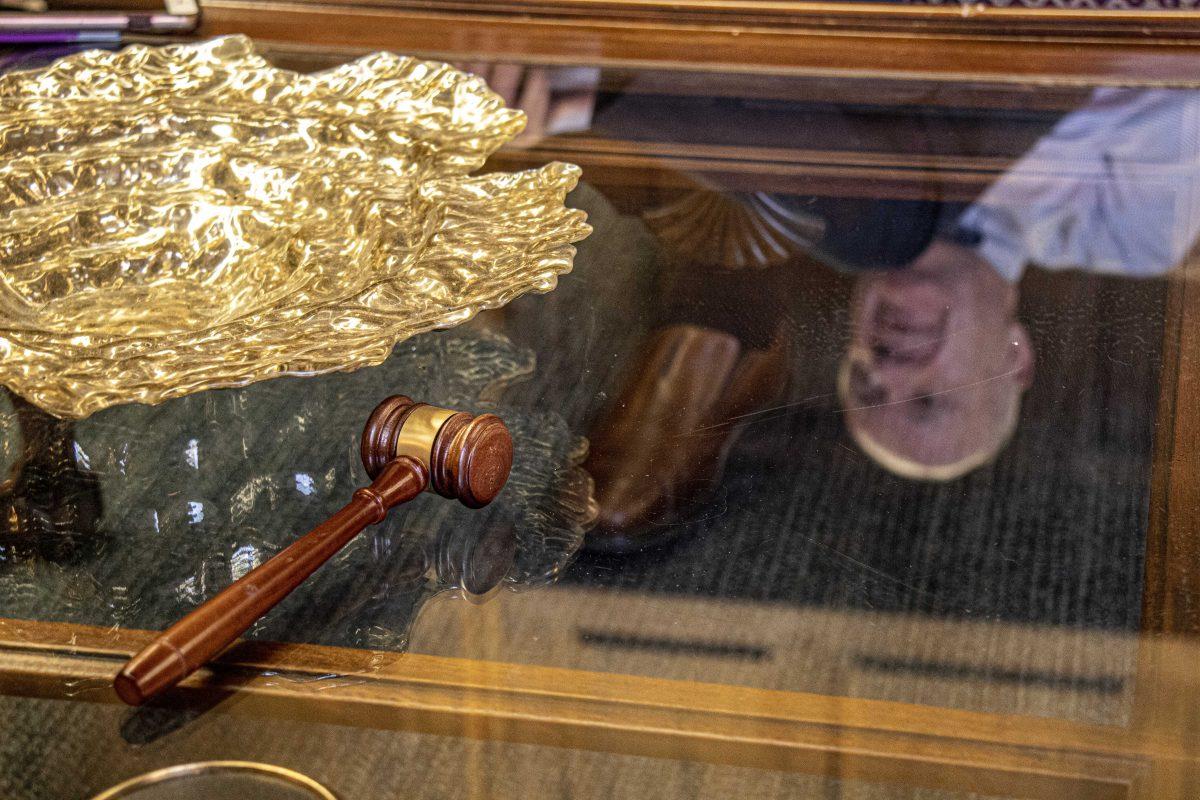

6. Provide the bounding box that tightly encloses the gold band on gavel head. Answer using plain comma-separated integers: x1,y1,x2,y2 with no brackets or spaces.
392,404,458,471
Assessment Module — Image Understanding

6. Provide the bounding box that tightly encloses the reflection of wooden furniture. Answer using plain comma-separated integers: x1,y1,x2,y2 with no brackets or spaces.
489,136,1017,200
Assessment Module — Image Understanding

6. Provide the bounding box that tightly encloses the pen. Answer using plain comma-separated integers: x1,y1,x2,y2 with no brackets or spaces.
0,12,197,33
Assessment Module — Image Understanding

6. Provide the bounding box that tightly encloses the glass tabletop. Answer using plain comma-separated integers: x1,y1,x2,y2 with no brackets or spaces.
1,34,1198,800
413,53,1164,723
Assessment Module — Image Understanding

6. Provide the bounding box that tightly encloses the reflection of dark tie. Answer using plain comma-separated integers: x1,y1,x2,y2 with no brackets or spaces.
807,195,956,273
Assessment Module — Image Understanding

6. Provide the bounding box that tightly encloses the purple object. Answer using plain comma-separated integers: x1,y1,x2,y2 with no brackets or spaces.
0,29,121,44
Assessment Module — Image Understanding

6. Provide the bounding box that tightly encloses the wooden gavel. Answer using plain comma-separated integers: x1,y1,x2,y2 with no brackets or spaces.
114,395,513,706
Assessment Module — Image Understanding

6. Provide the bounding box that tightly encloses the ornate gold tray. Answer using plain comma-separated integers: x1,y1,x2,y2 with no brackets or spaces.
0,36,590,418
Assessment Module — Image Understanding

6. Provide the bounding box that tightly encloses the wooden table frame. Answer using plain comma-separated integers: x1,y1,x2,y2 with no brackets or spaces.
1145,254,1200,637
199,0,1200,85
0,616,1196,798
4,19,1200,798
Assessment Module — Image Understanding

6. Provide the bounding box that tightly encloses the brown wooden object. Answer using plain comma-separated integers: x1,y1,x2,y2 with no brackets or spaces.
114,395,513,706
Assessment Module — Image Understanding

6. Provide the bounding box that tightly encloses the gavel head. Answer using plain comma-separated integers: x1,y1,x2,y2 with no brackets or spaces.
361,396,514,508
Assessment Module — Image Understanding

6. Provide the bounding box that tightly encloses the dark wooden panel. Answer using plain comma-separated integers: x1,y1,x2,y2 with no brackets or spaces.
219,0,1200,37
201,1,1200,84
1144,259,1200,636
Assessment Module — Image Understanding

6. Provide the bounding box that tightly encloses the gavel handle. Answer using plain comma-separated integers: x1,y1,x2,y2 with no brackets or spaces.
114,458,429,706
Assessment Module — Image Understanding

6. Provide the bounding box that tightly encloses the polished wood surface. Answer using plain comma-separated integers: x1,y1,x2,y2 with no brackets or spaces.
1144,254,1200,637
201,1,1200,83
361,396,514,508
7,617,1200,799
1137,256,1200,790
210,0,1200,37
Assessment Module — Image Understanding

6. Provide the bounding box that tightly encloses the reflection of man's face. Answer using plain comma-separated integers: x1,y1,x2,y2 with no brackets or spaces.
839,241,1033,480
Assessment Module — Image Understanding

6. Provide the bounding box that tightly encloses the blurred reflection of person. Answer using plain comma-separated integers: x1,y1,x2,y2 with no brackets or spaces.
488,67,1200,546
840,88,1200,480
576,86,1200,551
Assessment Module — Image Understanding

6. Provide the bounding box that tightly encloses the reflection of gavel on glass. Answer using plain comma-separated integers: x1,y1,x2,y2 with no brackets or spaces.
114,395,513,706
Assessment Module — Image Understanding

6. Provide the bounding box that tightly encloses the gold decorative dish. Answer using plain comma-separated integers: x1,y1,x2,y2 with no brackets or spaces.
0,36,590,418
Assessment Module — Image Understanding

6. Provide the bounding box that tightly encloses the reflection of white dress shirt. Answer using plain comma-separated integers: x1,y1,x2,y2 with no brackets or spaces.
958,88,1200,282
